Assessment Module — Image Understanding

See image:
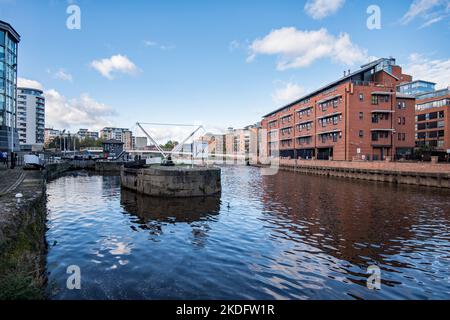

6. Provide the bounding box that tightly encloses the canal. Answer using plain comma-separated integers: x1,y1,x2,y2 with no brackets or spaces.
45,167,450,299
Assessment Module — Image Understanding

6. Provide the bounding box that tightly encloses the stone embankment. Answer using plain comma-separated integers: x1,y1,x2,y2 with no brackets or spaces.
0,160,125,299
0,170,47,299
261,159,450,189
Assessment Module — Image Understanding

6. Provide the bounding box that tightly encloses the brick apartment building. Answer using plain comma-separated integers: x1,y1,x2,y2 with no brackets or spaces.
261,58,416,161
415,87,450,154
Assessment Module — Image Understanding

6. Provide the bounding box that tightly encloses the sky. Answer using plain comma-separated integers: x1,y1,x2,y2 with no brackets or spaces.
1,0,450,140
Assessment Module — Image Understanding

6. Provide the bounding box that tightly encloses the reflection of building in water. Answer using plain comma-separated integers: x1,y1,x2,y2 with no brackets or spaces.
120,188,221,245
258,171,434,269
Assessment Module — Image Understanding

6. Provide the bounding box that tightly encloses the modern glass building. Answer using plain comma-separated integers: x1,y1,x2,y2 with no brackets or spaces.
0,20,20,152
397,80,436,96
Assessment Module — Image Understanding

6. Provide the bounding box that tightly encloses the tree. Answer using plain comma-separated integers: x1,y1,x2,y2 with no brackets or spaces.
415,144,435,161
160,140,179,151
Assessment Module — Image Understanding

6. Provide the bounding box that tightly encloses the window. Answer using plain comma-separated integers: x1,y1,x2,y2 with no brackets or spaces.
371,95,378,105
359,130,364,137
417,114,426,122
372,132,378,141
359,112,364,120
359,94,364,101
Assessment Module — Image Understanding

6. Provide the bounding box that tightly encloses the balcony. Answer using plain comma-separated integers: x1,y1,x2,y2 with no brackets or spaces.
371,129,393,147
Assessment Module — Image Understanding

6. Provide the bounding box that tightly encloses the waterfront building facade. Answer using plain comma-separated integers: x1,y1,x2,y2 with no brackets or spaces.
17,87,45,150
77,129,99,141
225,127,251,161
415,87,450,153
100,127,133,150
0,20,20,152
261,58,416,161
102,139,124,158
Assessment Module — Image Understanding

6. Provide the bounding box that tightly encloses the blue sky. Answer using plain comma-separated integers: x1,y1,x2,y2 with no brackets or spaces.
1,0,450,138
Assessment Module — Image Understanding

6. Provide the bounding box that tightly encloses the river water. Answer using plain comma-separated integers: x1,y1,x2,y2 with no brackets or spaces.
45,167,450,300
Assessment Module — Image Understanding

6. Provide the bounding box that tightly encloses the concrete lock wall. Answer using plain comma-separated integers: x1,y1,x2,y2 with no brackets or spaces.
121,166,222,197
270,159,450,189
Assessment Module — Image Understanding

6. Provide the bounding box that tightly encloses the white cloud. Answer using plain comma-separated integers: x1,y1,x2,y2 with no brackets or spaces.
248,27,368,70
44,89,117,131
272,82,305,104
90,54,138,80
405,53,450,89
17,77,44,90
143,40,175,50
401,0,450,27
304,0,345,20
54,69,73,82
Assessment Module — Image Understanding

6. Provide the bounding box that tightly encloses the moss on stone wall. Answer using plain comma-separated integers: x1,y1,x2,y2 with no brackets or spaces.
0,175,47,300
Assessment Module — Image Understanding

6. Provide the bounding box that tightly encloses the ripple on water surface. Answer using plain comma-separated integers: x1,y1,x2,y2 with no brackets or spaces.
45,168,450,299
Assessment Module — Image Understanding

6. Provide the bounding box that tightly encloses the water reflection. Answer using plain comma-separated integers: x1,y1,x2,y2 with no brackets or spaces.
120,188,221,223
259,172,450,298
45,169,450,300
120,189,221,247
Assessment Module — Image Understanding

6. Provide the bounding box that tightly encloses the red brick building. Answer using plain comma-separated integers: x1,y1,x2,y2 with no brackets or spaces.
415,88,450,154
261,58,416,161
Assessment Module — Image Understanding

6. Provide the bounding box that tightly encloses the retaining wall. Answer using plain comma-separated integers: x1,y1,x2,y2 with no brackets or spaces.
267,159,450,188
121,166,222,197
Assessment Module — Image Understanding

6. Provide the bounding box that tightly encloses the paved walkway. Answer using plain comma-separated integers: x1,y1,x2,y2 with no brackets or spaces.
0,169,26,197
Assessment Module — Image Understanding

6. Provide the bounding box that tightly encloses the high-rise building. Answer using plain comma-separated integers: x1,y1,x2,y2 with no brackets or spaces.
0,20,20,152
261,58,416,161
17,87,45,150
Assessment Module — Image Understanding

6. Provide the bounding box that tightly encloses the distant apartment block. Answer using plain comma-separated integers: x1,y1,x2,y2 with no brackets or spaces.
17,87,45,150
44,128,60,145
397,80,436,96
225,127,251,161
249,122,264,165
77,129,99,141
100,127,133,150
261,58,416,161
415,87,450,153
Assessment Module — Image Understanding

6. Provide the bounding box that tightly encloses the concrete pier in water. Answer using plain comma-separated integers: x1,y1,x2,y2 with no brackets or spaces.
121,165,221,197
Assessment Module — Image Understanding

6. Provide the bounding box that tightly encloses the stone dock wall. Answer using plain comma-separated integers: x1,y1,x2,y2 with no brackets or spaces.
259,159,450,189
0,160,124,299
0,171,47,299
121,166,222,197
